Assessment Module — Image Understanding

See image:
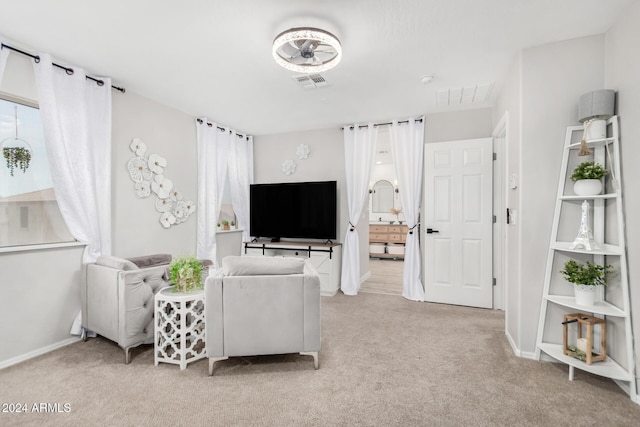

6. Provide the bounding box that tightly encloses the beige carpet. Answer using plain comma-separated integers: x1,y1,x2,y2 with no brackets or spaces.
1,292,639,426
360,259,404,296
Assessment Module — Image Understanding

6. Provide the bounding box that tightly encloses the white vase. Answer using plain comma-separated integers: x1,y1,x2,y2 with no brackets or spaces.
574,284,596,306
574,179,602,196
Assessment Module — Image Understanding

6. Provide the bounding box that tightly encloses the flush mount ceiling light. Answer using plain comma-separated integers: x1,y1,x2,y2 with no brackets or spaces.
272,27,342,73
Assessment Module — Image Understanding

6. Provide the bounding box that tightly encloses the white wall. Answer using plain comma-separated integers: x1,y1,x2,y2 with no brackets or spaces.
605,0,640,393
111,91,197,257
494,35,609,357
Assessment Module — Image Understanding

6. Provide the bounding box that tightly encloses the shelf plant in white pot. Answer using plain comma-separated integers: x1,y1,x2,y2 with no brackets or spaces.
571,161,607,196
169,255,204,293
560,259,613,306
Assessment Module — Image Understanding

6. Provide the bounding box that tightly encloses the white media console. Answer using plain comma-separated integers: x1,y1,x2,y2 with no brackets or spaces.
243,241,342,296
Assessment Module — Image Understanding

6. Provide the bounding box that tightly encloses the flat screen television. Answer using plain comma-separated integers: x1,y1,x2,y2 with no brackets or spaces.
250,180,337,241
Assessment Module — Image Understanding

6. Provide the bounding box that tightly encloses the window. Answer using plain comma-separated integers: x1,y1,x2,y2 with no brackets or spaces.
0,95,74,247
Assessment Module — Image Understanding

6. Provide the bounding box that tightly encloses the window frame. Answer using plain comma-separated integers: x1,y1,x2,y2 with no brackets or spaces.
0,91,78,252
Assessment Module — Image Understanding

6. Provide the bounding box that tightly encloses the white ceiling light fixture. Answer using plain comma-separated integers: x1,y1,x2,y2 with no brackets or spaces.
272,27,342,73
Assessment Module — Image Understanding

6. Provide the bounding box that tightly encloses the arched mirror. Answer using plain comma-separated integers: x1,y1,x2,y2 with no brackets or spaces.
371,180,394,213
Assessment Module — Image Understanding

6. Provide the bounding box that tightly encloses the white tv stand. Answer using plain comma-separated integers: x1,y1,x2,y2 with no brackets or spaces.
243,241,342,296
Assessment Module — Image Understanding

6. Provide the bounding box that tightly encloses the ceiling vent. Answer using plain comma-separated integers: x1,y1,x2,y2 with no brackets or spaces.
437,82,493,106
293,74,328,89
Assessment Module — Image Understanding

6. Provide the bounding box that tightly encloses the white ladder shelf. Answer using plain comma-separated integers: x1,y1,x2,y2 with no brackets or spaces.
534,116,636,399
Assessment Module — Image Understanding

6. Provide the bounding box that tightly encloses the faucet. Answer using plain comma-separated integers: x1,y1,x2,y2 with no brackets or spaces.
378,217,382,222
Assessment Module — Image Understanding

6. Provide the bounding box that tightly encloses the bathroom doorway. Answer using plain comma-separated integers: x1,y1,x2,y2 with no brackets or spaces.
361,127,404,296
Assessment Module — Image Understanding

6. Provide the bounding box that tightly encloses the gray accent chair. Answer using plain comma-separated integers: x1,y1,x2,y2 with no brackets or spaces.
82,254,172,364
205,256,321,376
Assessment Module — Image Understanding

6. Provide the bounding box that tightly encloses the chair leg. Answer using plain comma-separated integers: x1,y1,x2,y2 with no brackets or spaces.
300,351,319,369
124,347,132,365
208,357,229,376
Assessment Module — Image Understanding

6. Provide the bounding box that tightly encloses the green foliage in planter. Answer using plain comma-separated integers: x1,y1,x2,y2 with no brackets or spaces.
169,255,203,293
3,147,31,176
570,161,607,181
560,259,613,287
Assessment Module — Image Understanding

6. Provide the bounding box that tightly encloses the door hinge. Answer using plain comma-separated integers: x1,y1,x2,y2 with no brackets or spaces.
493,152,497,161
492,278,497,287
493,215,497,223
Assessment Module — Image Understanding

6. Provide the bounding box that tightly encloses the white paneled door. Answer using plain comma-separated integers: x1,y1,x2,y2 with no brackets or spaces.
423,138,493,308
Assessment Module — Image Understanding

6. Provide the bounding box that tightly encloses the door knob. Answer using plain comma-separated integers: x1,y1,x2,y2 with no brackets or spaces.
426,228,439,234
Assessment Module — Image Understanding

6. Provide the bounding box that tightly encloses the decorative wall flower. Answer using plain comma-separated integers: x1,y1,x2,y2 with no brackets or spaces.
160,212,176,228
155,197,174,213
173,200,189,223
151,174,174,199
130,138,147,156
184,200,196,214
170,190,183,201
296,144,310,159
127,157,153,182
282,159,296,175
148,153,167,174
134,180,151,198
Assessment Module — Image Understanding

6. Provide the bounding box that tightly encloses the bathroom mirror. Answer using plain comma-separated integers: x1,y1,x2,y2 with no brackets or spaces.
371,180,394,213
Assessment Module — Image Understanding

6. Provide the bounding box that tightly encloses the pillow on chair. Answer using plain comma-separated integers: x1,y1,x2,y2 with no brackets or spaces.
222,256,305,276
95,255,139,271
126,254,172,268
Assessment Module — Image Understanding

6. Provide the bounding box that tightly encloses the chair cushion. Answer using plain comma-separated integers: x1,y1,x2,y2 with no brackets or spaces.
222,256,305,276
126,254,172,268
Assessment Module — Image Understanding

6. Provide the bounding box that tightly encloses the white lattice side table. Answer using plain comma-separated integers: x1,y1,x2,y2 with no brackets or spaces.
154,287,206,370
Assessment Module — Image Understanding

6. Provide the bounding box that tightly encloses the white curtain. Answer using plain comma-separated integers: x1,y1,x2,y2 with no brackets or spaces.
32,54,112,263
390,118,425,301
228,133,254,242
341,124,378,295
196,119,231,266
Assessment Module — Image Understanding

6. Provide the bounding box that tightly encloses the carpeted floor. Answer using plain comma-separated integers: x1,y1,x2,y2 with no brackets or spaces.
1,292,638,426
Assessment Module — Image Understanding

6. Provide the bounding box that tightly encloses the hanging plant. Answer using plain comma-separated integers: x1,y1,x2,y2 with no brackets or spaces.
3,146,32,176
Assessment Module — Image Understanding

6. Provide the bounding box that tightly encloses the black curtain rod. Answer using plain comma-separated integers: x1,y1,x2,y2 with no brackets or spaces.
196,118,249,140
1,43,126,93
342,117,423,130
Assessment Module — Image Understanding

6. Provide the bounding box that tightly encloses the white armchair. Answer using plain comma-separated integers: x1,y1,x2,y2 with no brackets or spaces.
205,256,321,375
82,254,172,363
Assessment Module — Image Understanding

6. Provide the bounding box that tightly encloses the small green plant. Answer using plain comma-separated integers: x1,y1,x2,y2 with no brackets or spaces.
230,221,236,227
222,220,229,226
169,255,203,293
571,161,607,181
3,147,31,176
560,259,612,287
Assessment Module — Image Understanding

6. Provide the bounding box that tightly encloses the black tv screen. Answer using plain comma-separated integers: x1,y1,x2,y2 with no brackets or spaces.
250,181,337,241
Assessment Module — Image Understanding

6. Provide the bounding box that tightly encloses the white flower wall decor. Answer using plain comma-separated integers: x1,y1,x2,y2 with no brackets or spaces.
127,137,196,228
296,144,310,159
282,159,297,175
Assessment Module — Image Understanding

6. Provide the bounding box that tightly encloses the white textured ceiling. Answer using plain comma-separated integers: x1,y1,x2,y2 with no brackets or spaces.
0,0,634,135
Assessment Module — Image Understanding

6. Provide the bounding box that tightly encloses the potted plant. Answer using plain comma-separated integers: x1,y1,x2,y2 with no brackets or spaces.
169,255,203,293
571,161,607,196
3,146,31,176
222,220,230,230
560,259,613,306
230,220,236,230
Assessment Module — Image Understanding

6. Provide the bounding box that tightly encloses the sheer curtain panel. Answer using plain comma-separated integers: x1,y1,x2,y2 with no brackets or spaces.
32,54,112,263
390,118,425,301
228,134,254,242
196,119,231,266
341,124,377,295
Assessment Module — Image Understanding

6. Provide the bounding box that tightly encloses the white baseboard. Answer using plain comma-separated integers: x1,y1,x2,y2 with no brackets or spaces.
505,331,536,360
0,337,81,370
